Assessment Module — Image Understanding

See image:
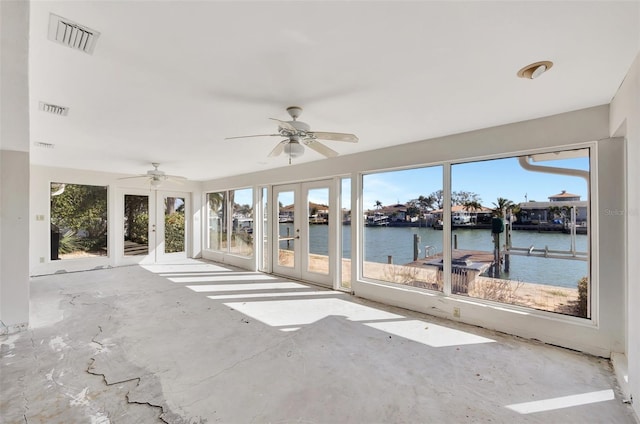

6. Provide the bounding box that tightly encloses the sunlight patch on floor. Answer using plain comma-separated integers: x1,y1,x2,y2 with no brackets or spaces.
207,291,344,300
224,298,403,328
169,274,278,283
505,389,615,414
187,282,307,292
365,320,495,347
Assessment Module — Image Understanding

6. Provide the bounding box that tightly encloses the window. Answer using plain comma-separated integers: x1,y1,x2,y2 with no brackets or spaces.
207,188,254,257
50,183,108,260
361,166,444,291
230,188,254,256
207,191,226,251
450,148,590,318
341,178,352,289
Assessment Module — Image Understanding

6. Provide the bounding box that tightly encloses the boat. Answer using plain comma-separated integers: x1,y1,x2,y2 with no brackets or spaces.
366,212,390,227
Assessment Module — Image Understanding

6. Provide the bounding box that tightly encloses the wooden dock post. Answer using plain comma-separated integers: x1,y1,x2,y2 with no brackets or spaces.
504,223,511,272
493,233,500,278
387,255,393,264
413,234,420,261
453,234,458,250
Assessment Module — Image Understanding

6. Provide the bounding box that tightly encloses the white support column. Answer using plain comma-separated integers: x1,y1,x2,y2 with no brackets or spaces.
0,0,30,334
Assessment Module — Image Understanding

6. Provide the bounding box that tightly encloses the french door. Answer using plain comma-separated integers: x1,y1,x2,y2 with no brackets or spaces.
119,190,188,264
272,180,335,286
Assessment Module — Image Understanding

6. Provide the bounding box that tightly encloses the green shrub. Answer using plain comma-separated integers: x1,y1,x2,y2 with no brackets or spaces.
165,212,185,253
576,276,588,318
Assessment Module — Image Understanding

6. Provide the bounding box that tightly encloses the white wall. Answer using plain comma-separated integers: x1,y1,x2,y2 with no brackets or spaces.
202,105,628,358
610,50,640,417
0,0,30,334
29,165,203,275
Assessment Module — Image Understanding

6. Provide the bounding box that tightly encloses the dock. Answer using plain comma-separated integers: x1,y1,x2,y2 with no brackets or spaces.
404,249,495,294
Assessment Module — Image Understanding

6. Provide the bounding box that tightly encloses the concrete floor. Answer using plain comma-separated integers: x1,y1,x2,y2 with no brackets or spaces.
1,259,637,423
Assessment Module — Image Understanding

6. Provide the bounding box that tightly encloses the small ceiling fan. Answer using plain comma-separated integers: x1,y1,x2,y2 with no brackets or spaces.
226,106,358,163
118,163,186,187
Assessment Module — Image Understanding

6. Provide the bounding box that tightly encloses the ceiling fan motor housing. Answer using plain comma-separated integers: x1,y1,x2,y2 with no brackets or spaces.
289,120,310,132
286,106,303,120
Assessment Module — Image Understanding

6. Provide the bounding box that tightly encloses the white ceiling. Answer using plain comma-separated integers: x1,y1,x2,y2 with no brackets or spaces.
29,1,639,181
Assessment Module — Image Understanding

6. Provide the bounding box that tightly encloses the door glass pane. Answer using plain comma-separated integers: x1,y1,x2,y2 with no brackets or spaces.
262,187,269,270
277,190,295,268
307,187,329,275
230,188,254,257
450,148,590,318
50,183,108,260
124,195,149,256
164,196,185,254
341,178,351,289
362,166,444,291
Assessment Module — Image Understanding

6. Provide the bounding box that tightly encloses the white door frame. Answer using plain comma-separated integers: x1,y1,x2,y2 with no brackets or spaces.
116,189,189,264
156,190,189,263
271,180,335,287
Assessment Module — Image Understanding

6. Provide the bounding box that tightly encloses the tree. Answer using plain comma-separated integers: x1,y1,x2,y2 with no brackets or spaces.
417,195,435,212
429,190,444,209
405,201,420,220
463,200,483,213
374,200,383,210
50,183,108,251
452,191,481,206
492,197,515,218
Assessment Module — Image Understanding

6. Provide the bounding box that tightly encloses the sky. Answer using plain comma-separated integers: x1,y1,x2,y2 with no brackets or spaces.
361,149,590,209
233,148,590,210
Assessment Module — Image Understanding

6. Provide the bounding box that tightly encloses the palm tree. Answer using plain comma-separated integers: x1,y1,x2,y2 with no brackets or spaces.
463,200,482,213
374,200,382,210
492,197,514,218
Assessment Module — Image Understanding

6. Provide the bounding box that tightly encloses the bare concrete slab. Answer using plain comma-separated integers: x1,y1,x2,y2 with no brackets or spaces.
1,260,637,423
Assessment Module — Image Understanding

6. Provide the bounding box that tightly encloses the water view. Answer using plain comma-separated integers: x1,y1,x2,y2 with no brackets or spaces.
280,224,588,289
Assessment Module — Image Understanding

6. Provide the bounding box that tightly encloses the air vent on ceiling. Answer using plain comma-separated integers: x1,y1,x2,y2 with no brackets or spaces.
39,101,69,116
48,13,100,54
34,142,55,149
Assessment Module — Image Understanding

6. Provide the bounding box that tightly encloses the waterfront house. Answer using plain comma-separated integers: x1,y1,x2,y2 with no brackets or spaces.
518,190,588,224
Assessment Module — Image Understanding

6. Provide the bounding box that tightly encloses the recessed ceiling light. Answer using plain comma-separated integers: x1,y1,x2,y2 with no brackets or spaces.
517,61,553,79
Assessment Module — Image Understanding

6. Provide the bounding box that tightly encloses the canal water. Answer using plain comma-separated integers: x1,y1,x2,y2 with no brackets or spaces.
281,224,589,288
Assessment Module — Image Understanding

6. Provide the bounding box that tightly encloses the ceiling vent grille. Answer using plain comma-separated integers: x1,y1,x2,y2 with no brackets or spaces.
34,142,55,149
48,14,100,54
39,101,69,116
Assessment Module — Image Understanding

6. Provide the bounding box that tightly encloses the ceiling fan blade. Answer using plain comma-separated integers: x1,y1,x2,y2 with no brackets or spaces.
117,175,148,180
268,140,287,157
309,131,358,143
225,134,281,140
306,140,338,158
269,118,297,133
166,177,185,185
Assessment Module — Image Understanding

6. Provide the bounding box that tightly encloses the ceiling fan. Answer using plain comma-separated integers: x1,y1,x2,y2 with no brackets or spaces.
118,163,186,187
226,106,358,163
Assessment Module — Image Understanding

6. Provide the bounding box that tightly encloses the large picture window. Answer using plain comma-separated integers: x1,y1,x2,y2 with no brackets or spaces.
362,166,444,291
359,147,591,319
450,148,590,318
50,183,108,260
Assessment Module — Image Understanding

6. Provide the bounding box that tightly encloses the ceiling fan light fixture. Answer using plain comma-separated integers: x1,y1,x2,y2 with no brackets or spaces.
517,60,553,79
284,141,305,158
150,178,163,187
